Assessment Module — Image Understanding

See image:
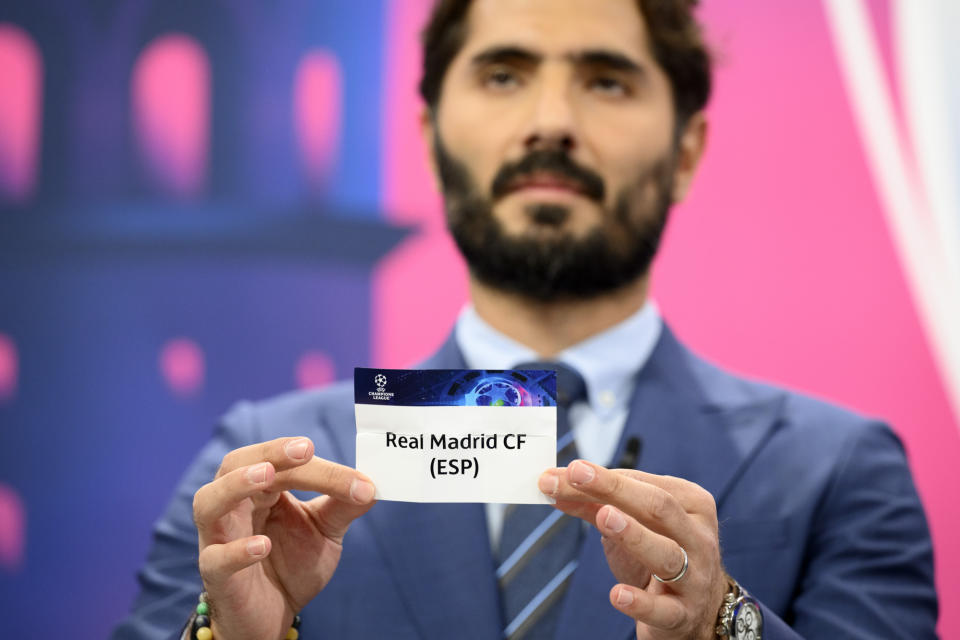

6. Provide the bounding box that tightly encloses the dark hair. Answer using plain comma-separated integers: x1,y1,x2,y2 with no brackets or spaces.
418,0,712,127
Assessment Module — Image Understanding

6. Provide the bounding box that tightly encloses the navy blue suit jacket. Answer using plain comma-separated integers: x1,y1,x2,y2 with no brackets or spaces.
113,326,938,639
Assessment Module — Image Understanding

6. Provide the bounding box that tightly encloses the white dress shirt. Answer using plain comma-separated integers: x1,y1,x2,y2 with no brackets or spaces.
454,301,662,548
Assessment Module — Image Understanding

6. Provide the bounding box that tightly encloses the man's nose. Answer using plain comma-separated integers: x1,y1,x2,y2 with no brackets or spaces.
522,74,578,153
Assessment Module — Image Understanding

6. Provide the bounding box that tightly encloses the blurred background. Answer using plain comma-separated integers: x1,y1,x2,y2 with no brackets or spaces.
0,0,958,636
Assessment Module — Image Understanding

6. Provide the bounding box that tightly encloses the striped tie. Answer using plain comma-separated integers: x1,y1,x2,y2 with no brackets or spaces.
497,362,587,640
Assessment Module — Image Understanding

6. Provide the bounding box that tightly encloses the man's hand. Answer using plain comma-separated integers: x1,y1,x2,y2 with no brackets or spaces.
539,460,728,640
192,436,376,640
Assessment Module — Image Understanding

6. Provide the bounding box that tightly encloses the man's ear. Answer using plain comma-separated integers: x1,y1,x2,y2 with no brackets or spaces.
671,111,708,203
421,108,442,194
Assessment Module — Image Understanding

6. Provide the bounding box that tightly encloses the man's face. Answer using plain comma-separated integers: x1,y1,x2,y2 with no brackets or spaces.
429,0,689,301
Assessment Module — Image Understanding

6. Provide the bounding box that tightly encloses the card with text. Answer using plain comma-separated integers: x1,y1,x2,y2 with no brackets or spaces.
354,367,557,503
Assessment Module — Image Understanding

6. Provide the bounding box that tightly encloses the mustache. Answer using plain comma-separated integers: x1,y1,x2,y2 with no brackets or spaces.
490,151,606,202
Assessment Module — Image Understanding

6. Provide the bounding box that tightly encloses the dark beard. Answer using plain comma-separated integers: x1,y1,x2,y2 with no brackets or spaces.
434,133,675,302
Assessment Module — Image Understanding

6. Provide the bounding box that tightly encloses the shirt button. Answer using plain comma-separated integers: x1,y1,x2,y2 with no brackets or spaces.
599,391,616,407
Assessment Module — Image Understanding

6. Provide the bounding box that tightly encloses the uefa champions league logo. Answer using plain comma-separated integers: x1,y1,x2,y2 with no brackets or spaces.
368,373,394,401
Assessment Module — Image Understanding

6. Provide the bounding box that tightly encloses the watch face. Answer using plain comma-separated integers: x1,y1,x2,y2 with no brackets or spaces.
733,599,763,639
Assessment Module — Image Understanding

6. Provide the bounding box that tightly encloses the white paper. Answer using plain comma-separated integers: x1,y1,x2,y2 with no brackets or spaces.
355,404,556,503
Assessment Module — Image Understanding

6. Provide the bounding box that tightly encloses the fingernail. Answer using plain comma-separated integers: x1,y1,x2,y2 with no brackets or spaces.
569,460,595,485
247,538,266,556
604,507,627,533
538,474,559,496
616,586,634,606
285,438,309,460
350,479,376,504
246,463,268,484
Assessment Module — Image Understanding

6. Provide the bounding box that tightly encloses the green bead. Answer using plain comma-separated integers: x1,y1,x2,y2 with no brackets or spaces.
196,601,209,616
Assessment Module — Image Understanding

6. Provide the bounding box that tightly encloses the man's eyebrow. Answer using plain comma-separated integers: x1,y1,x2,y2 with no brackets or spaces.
470,45,542,67
568,49,645,75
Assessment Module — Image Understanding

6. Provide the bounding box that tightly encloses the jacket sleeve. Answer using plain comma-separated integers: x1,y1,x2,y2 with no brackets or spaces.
756,421,937,639
110,402,262,640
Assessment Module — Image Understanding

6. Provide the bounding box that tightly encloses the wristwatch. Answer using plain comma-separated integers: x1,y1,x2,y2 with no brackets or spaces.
715,579,763,639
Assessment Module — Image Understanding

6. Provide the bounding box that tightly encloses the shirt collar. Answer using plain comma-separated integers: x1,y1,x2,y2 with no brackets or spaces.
454,301,662,419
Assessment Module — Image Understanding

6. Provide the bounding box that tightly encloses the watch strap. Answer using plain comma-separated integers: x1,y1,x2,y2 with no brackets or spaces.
715,578,743,638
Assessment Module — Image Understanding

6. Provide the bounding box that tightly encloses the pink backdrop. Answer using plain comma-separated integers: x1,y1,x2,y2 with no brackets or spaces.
375,1,960,636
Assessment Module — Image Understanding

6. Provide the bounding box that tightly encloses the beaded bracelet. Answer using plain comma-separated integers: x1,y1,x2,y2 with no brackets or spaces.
191,591,302,640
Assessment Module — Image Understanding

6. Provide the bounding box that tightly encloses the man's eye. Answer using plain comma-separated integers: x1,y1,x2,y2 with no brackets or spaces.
484,68,519,89
588,76,628,96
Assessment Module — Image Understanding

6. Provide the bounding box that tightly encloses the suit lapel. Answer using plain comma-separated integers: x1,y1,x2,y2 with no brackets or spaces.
615,326,746,499
361,335,504,640
556,326,781,640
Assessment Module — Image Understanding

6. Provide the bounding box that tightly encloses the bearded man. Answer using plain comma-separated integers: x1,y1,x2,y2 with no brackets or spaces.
114,1,937,639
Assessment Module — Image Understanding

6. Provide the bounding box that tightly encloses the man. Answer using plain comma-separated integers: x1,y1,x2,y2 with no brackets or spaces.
113,1,938,639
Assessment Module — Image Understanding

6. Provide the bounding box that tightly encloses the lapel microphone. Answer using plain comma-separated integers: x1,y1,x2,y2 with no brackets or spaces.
616,436,643,469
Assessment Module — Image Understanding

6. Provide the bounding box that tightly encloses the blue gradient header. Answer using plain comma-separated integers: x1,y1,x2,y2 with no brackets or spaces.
354,368,557,407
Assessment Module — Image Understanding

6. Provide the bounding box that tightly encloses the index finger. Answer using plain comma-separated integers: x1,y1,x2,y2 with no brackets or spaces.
272,457,376,505
613,468,717,516
540,464,716,516
215,436,316,478
544,460,694,544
